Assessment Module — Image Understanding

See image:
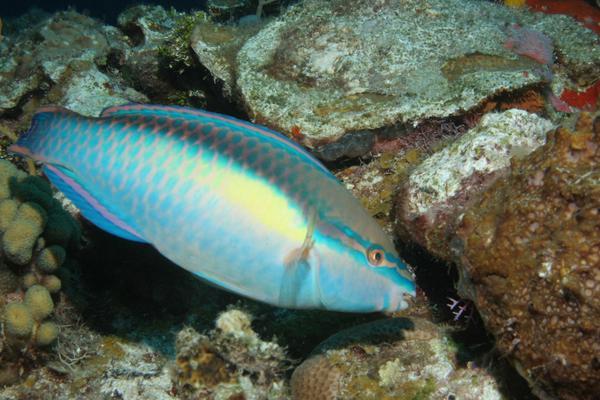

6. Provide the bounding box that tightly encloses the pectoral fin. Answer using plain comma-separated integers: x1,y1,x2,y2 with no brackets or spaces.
279,208,320,308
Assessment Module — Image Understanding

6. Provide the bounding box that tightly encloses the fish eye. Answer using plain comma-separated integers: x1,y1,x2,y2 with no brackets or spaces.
367,247,385,266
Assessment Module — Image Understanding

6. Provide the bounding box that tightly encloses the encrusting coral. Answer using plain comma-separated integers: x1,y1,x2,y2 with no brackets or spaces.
395,109,554,261
456,113,600,400
173,308,290,399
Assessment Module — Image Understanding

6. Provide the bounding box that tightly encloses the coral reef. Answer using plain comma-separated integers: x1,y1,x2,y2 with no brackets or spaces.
337,149,424,232
233,0,598,154
117,5,181,101
207,0,281,22
207,0,254,22
1,2,598,398
190,14,263,97
503,23,554,65
291,317,503,400
455,113,600,399
0,328,174,399
0,10,147,118
395,109,554,260
0,159,80,385
526,0,600,35
173,308,290,399
159,11,211,75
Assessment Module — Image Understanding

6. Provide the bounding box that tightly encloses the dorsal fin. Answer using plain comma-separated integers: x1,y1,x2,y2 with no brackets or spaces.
36,105,74,114
8,106,79,163
100,103,157,118
43,164,147,243
99,103,335,178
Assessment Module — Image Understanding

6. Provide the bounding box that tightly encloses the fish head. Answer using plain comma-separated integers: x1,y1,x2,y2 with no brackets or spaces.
311,215,416,313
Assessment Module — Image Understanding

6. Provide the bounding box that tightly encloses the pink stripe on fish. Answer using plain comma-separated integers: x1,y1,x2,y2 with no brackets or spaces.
45,164,144,241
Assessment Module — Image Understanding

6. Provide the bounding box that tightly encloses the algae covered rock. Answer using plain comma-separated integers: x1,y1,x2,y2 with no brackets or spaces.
190,14,263,96
0,10,147,117
117,5,175,49
291,318,503,400
235,0,598,155
455,114,600,400
337,149,425,232
117,5,181,100
395,109,554,260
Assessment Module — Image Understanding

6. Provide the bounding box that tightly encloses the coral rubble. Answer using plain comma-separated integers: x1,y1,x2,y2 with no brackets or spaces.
173,308,290,399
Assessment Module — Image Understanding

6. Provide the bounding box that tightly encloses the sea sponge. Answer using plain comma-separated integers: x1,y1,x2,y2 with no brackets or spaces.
0,268,19,295
24,285,54,321
11,176,54,211
503,24,554,66
2,219,44,265
43,204,79,248
0,199,19,232
2,303,34,337
36,245,66,273
35,321,59,346
41,275,61,294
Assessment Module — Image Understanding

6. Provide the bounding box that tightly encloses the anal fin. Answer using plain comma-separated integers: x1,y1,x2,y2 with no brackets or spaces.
43,165,147,243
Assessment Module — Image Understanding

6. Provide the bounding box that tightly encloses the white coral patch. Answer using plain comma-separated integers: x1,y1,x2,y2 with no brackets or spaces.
406,109,555,215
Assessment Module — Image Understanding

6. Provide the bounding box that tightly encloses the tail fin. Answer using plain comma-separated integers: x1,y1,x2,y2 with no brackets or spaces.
8,106,75,162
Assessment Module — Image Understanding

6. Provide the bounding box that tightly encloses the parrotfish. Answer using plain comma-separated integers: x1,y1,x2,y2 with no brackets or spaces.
10,104,415,312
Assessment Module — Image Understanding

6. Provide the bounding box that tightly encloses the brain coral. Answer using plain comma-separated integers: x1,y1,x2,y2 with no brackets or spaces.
291,318,503,400
456,113,600,400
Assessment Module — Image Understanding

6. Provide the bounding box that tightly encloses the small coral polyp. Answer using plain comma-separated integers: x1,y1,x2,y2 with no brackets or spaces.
0,159,80,384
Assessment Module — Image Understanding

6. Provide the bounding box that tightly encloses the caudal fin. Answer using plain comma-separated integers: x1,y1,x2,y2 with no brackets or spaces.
8,106,75,162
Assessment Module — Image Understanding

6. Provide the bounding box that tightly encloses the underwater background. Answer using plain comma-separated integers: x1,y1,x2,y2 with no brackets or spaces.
0,0,599,399
2,1,208,23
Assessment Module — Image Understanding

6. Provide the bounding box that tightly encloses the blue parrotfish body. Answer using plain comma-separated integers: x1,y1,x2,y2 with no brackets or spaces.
9,104,415,312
